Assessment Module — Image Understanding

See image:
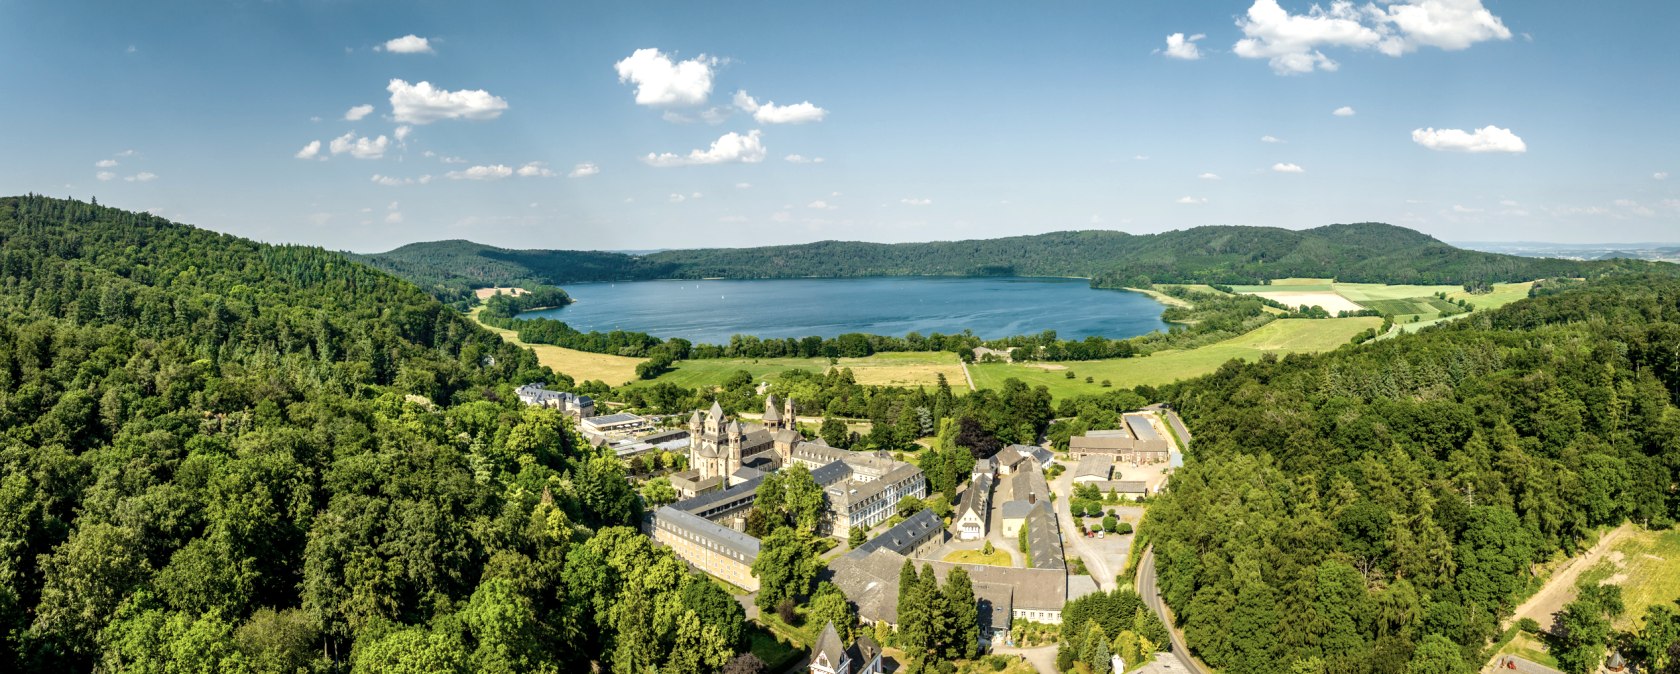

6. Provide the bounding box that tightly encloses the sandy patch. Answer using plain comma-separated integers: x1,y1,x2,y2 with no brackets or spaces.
1604,573,1629,585
1023,363,1069,371
474,286,529,300
1609,551,1626,564
1247,291,1365,314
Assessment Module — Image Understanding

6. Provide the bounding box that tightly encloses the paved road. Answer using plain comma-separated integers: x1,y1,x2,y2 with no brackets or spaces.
1049,470,1118,590
1136,546,1214,674
993,644,1059,674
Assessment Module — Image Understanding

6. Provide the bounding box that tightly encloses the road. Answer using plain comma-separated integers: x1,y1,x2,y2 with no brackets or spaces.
1503,523,1631,632
1136,546,1213,674
1050,471,1117,590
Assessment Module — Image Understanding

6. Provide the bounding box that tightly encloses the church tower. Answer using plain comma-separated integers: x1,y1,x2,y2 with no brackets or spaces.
784,397,796,431
725,420,743,477
763,394,783,430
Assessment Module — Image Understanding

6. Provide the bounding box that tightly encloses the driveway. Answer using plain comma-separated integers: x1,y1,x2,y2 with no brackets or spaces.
993,644,1059,674
1050,470,1142,590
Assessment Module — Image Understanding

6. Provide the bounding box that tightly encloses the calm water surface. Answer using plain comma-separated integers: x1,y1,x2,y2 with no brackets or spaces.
523,277,1168,344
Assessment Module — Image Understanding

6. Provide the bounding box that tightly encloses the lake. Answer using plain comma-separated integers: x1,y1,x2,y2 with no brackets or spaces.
521,276,1168,344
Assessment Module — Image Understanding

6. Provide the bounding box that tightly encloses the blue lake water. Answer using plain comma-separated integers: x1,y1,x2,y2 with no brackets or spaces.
522,277,1169,344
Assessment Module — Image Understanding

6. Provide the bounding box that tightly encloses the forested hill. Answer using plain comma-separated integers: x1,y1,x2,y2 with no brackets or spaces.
361,223,1647,295
0,196,731,673
1144,272,1680,674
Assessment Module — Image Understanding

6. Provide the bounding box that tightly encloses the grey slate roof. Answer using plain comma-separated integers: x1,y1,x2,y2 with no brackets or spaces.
652,506,760,559
1026,502,1063,570
851,509,942,557
812,622,846,671
671,474,765,516
584,412,643,425
1000,500,1033,520
957,474,993,519
830,548,1071,625
1073,454,1114,480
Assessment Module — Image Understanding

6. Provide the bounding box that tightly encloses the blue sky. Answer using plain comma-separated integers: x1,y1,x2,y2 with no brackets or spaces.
2,1,1676,251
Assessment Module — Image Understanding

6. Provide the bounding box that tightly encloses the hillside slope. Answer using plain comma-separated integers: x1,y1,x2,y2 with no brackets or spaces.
362,223,1648,292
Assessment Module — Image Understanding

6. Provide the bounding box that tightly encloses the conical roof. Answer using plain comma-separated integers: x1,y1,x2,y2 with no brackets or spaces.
709,400,724,419
763,394,782,421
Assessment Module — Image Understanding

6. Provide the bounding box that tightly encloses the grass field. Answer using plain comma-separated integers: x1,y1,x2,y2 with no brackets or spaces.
971,317,1382,398
637,351,968,390
469,308,646,385
1576,527,1680,630
943,549,1014,567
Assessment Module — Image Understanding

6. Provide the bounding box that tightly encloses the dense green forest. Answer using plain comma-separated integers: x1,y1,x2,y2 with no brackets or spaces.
1144,273,1680,674
0,196,739,673
361,223,1651,295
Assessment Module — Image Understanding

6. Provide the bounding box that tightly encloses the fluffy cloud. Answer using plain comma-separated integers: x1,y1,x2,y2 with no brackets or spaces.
807,200,835,210
387,79,508,124
900,198,932,206
568,162,599,178
784,154,824,164
1655,172,1669,180
329,132,390,159
1234,0,1510,74
446,164,514,180
394,125,412,142
1162,33,1205,60
1176,196,1208,204
1333,106,1356,116
295,140,323,160
380,35,433,54
642,130,766,167
614,48,716,107
1261,135,1284,143
1272,162,1305,173
1411,125,1526,153
669,193,687,203
735,182,752,189
125,172,158,183
96,171,115,181
345,104,374,121
1198,172,1221,180
95,159,118,168
516,162,555,178
733,91,827,124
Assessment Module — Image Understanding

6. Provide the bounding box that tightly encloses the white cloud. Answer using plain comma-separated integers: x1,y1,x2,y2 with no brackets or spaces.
1499,199,1519,207
95,159,118,168
1333,106,1356,116
380,35,433,54
329,132,390,159
446,164,514,180
568,162,599,178
643,130,766,167
1198,172,1221,180
516,162,556,178
807,200,835,210
614,48,716,107
771,211,792,223
784,154,825,164
96,171,115,181
1272,162,1305,173
733,90,827,124
387,79,508,124
1134,155,1150,161
1373,0,1511,55
1177,196,1208,204
394,125,412,142
661,107,732,124
1261,135,1284,143
1655,172,1669,180
125,172,158,183
294,140,322,160
900,198,932,206
735,182,752,189
669,193,687,203
344,104,374,121
1162,33,1205,60
1411,125,1526,153
1234,0,1510,74
1451,204,1483,213
385,211,404,224
117,149,136,157
371,174,411,186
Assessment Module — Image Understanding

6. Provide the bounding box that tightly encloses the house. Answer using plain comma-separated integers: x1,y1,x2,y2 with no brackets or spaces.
1085,480,1151,500
650,507,760,592
810,621,883,674
1024,502,1063,570
1018,445,1055,470
513,383,595,418
993,445,1030,474
830,548,1073,632
954,474,993,540
580,412,651,436
851,509,945,561
1072,455,1114,484
1000,500,1033,538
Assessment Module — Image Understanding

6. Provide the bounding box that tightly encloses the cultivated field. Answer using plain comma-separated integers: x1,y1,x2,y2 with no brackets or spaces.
971,317,1382,398
473,286,528,300
1246,290,1367,314
639,351,968,390
470,308,645,385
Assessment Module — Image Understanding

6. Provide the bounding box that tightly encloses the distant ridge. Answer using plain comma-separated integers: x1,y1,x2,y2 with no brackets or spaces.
357,223,1658,300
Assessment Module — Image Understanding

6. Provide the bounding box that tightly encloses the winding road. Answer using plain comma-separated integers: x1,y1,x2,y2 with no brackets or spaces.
1136,546,1214,674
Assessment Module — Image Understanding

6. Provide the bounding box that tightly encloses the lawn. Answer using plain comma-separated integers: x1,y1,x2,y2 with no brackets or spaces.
637,351,967,390
1580,527,1680,630
972,317,1382,398
1448,281,1535,310
469,308,645,385
943,549,1014,567
744,621,804,672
